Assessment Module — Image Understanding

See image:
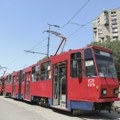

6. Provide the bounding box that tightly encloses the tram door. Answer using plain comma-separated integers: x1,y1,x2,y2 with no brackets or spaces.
18,71,22,99
24,72,31,100
53,61,67,107
12,76,16,97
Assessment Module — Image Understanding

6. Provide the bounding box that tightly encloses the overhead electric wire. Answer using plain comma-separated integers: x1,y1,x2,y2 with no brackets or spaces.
6,18,94,67
49,19,95,54
48,0,91,53
6,21,92,68
7,37,48,66
5,0,91,67
28,37,48,50
67,19,94,38
59,0,90,30
7,53,26,66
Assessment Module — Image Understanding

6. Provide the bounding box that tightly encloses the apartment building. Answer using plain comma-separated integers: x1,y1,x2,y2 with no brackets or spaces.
92,9,120,42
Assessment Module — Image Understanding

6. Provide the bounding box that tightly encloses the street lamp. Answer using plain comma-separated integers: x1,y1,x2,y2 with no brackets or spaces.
47,24,60,57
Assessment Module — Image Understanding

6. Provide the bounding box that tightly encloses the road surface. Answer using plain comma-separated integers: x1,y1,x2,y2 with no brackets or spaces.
0,96,120,120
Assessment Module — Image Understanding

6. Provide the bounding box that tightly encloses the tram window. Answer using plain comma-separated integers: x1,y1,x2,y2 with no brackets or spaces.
8,75,12,83
41,61,51,80
0,80,2,85
32,65,40,82
22,74,25,82
13,76,16,83
84,48,97,77
70,52,82,78
16,76,19,83
36,65,40,81
21,71,25,82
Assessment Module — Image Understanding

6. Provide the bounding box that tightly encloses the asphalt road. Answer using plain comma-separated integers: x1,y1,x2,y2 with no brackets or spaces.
0,96,120,120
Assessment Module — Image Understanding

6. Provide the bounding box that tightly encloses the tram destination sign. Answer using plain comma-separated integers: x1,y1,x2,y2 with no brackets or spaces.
99,51,111,57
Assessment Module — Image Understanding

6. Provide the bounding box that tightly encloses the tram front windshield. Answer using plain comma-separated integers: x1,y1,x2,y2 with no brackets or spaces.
94,49,117,78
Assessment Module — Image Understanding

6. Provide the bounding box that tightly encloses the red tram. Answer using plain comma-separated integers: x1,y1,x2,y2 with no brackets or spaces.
1,45,120,113
4,75,12,97
0,77,4,95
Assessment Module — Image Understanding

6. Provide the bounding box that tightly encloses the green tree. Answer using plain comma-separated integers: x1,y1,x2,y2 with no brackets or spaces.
88,40,120,80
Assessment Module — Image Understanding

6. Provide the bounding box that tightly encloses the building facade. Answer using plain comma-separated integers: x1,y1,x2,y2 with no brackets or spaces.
93,9,120,42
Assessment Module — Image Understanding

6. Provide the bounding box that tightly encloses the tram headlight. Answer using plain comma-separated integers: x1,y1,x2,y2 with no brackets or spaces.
113,88,119,94
101,88,107,95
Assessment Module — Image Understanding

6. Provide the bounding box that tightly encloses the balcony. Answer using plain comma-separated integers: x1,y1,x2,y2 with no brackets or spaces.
103,18,109,25
92,21,97,28
111,25,117,28
112,33,118,37
112,21,117,25
93,29,97,33
112,29,118,33
103,11,109,25
99,34,104,39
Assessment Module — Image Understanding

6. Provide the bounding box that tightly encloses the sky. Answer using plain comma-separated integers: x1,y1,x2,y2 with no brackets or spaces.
0,0,120,75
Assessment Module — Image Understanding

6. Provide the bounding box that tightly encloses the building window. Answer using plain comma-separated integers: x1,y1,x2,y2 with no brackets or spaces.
97,17,100,23
70,52,82,78
111,25,117,28
112,21,117,25
111,18,117,25
106,35,110,41
111,17,117,20
104,11,108,15
112,28,118,33
41,61,51,80
112,33,118,37
113,36,118,40
98,28,102,34
111,16,117,23
111,11,116,15
98,33,104,39
111,18,117,22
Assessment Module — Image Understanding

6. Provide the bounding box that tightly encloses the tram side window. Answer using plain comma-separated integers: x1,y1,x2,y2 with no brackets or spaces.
21,71,25,82
41,61,51,80
70,52,82,78
84,48,97,77
16,76,19,83
13,76,16,84
8,75,12,84
0,80,2,86
32,65,40,82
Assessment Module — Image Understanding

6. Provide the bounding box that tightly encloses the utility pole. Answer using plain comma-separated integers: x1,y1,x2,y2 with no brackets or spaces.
44,30,67,56
47,24,60,57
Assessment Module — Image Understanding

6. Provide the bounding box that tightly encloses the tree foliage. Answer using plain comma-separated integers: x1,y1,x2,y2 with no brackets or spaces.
88,40,120,80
